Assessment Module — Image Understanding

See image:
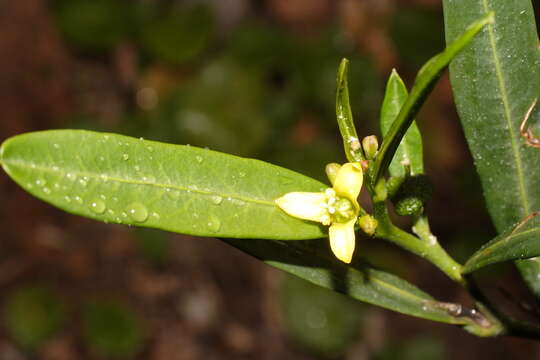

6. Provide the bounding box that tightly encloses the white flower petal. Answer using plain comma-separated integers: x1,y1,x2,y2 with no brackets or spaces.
329,220,356,263
333,162,363,201
275,192,329,223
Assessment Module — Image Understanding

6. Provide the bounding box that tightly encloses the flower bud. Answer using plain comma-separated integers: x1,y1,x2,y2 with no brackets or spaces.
358,215,378,236
362,135,379,160
325,163,341,186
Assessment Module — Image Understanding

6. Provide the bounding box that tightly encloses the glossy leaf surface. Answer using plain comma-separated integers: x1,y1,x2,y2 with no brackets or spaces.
463,213,540,273
225,238,467,325
443,0,540,292
380,70,424,177
0,130,327,240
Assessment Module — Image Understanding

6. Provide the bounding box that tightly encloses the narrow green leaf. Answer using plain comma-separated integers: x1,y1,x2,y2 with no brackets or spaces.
225,238,467,325
336,58,364,162
380,69,424,177
0,130,327,240
463,212,540,273
372,12,494,185
443,0,540,294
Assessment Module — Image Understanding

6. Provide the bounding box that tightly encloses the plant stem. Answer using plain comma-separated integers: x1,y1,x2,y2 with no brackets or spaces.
373,201,465,284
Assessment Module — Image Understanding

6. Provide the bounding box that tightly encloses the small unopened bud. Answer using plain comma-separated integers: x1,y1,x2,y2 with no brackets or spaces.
358,215,378,236
325,163,341,185
362,135,379,159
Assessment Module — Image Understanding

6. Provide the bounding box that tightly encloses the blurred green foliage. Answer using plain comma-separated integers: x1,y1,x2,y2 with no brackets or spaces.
376,335,448,360
52,0,134,51
134,228,172,266
82,299,144,358
3,284,65,351
280,274,364,358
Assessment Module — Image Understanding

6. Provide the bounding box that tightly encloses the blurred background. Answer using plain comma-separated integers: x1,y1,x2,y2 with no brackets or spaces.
1,0,540,359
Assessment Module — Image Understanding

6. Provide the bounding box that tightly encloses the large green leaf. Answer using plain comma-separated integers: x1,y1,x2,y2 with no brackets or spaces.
443,1,540,293
380,70,424,177
0,130,326,240
225,238,467,325
463,213,540,273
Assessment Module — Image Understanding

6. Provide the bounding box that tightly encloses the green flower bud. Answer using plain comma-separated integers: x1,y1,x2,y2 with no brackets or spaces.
325,163,341,186
362,135,379,160
358,215,378,236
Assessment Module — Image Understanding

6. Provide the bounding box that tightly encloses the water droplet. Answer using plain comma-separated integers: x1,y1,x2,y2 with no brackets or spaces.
90,199,106,214
35,178,46,186
66,173,76,181
52,166,59,171
100,194,106,200
151,212,160,220
53,183,60,190
210,195,223,205
107,209,115,216
53,143,60,149
74,196,83,204
64,195,71,203
238,172,246,178
43,187,51,194
26,183,34,189
122,154,129,161
196,155,203,163
146,146,154,153
166,189,181,200
231,198,246,206
126,202,148,222
134,165,140,171
98,156,105,161
207,215,221,232
79,179,87,187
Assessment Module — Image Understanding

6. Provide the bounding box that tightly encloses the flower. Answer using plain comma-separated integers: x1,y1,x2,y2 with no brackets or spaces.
275,162,363,263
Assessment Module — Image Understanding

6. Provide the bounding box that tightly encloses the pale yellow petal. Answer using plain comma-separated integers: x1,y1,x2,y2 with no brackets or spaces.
329,220,356,263
275,192,328,223
333,162,363,201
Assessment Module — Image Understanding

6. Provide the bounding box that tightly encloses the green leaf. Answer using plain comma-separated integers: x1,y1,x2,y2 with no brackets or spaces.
372,12,494,185
443,0,540,293
380,69,424,177
0,130,326,240
463,212,540,273
336,58,364,162
225,238,468,325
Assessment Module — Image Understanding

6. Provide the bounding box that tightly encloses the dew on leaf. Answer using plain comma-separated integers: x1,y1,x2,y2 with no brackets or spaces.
43,187,51,194
122,154,129,161
90,199,106,214
78,179,87,187
126,203,148,223
74,196,83,204
166,189,181,201
207,215,221,232
196,155,203,163
210,195,223,205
